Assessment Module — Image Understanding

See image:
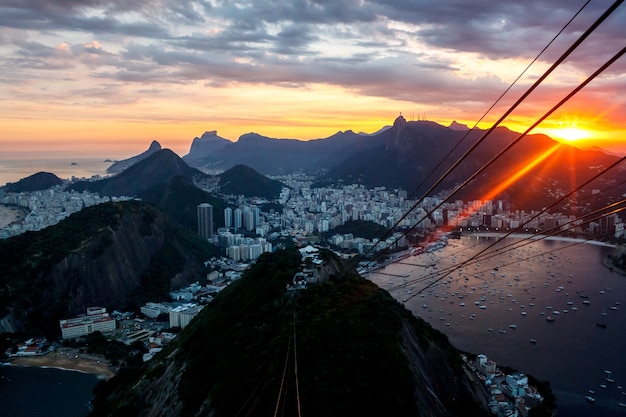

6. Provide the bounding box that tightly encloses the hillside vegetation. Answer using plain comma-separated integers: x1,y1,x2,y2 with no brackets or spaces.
88,248,486,417
0,200,219,336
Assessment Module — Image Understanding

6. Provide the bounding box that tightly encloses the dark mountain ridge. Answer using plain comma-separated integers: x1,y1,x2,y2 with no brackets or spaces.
139,175,229,233
2,171,63,192
88,248,489,417
0,200,218,336
182,118,625,211
71,149,207,197
217,164,285,199
184,129,378,175
106,140,162,174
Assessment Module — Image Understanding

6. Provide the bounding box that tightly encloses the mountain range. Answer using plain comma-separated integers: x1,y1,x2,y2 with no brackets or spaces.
171,117,624,212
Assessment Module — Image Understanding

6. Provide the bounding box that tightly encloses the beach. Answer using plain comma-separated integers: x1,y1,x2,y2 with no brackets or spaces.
0,204,28,229
9,348,115,380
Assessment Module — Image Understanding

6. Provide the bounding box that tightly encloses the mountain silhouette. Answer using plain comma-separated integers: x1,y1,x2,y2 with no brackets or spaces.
106,140,162,174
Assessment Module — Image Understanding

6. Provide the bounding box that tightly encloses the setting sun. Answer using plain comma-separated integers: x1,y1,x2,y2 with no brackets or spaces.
558,127,590,142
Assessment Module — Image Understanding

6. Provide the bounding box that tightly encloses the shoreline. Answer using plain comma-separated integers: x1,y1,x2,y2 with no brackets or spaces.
0,204,29,229
8,349,115,380
464,232,617,247
603,245,626,276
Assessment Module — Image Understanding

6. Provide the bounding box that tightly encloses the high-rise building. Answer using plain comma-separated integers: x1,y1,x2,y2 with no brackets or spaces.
253,206,261,226
197,203,214,239
244,209,255,231
234,208,242,229
224,207,233,229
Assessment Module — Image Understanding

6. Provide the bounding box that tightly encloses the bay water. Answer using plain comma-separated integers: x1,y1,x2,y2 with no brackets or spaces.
0,153,117,186
0,365,100,417
368,235,626,417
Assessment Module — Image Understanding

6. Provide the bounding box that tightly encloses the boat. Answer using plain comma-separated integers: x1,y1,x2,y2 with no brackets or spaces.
585,396,596,403
509,324,517,329
530,339,537,344
546,316,555,322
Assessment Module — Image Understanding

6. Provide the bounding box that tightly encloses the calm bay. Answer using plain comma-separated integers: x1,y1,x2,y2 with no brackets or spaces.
368,235,626,417
0,365,100,417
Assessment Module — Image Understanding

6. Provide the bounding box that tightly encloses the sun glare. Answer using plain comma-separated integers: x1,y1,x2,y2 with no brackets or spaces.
558,127,589,142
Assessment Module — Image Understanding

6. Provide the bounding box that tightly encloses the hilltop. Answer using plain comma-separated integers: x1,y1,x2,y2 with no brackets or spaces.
88,248,488,417
0,200,219,335
2,171,63,193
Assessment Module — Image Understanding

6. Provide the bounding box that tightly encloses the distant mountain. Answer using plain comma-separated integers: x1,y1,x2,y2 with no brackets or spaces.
448,120,470,131
106,140,162,174
182,131,231,165
185,130,379,175
180,118,626,211
2,171,63,192
580,145,623,157
70,149,207,197
88,249,490,417
217,164,285,199
316,116,625,211
140,175,229,233
0,200,219,336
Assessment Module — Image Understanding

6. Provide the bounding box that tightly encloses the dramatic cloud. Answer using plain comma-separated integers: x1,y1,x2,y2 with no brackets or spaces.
0,0,624,155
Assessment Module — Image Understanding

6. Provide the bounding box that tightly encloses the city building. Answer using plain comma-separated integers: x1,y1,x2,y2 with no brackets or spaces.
59,307,116,339
224,207,233,229
197,203,214,239
169,303,204,329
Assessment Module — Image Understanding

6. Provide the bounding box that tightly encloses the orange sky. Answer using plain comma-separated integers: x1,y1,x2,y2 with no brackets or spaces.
1,1,625,159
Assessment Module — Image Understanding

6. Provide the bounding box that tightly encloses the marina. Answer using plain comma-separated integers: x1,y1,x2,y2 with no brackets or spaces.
367,235,626,417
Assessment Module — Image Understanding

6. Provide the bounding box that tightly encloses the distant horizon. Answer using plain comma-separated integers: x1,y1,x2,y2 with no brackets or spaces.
1,119,625,188
2,118,625,163
1,2,625,165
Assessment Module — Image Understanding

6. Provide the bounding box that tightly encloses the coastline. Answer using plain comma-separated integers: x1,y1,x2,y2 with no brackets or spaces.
464,232,617,247
604,245,626,276
0,204,28,229
8,349,115,380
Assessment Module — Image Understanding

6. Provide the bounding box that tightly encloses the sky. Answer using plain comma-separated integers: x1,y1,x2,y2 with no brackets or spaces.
1,0,625,158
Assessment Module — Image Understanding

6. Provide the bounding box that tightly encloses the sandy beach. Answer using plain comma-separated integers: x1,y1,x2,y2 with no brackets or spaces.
0,204,28,229
9,349,116,380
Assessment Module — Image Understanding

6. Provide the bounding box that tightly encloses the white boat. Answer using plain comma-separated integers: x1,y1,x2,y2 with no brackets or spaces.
585,396,596,403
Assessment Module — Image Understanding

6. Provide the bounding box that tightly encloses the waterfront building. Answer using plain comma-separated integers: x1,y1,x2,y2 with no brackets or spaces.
59,307,116,339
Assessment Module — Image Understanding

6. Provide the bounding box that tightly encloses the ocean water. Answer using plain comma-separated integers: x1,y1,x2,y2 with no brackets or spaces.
0,153,116,186
0,365,100,417
367,236,626,417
